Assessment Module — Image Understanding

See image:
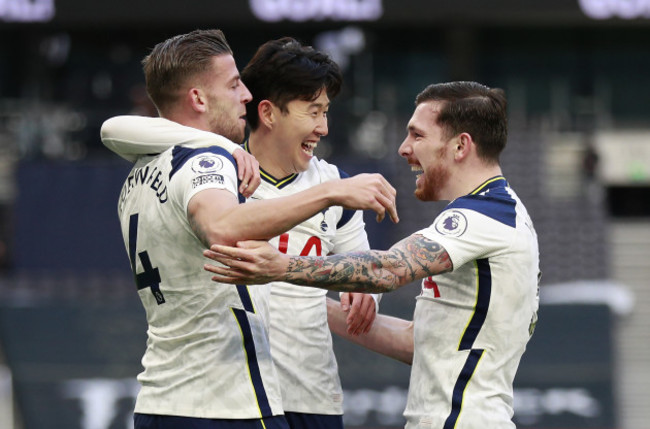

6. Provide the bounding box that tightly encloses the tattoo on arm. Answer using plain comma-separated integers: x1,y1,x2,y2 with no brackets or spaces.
285,234,452,293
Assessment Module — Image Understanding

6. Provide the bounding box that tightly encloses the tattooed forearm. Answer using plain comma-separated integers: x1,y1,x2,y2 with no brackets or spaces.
285,251,401,293
284,234,452,293
403,235,453,274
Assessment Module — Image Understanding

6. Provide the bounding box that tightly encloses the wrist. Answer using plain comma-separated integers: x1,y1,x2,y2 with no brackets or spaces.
319,180,341,207
221,139,241,155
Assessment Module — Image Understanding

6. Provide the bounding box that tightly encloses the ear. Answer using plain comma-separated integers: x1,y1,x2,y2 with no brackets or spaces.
454,133,473,161
188,88,207,113
258,100,275,129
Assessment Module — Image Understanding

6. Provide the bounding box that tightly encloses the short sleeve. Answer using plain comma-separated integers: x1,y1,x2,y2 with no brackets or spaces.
168,146,240,211
416,207,514,271
332,209,370,254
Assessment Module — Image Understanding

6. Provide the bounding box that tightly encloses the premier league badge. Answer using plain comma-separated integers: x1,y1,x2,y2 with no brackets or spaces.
434,210,468,237
191,155,224,174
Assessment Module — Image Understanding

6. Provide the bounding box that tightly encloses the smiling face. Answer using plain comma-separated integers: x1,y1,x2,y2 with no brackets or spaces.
202,55,252,143
399,100,454,201
270,89,330,175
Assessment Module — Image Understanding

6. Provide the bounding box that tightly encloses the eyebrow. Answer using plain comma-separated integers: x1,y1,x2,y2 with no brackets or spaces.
308,101,329,109
407,123,423,134
226,72,242,85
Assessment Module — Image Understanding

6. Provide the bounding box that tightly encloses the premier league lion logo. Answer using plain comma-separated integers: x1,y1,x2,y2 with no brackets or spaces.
443,214,460,231
191,154,224,173
435,210,468,237
199,158,215,169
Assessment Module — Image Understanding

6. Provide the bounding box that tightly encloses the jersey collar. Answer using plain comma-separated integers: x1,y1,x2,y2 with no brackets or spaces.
244,138,299,189
469,176,508,195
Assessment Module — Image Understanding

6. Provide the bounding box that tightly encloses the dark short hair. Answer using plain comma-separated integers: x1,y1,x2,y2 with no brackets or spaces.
142,29,233,114
416,81,508,163
241,37,342,130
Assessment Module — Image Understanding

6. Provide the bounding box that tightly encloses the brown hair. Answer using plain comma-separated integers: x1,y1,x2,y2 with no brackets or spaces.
416,81,508,163
142,29,233,114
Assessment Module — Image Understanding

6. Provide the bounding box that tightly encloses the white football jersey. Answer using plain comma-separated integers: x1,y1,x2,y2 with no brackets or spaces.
246,144,371,415
404,177,540,429
118,145,284,419
102,116,377,417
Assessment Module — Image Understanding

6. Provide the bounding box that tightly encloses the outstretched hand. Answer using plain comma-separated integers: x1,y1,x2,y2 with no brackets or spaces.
203,240,288,284
335,173,399,224
232,148,261,198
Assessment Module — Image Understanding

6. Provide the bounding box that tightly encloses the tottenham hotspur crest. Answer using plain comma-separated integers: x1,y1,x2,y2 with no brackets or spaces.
320,209,329,232
434,210,468,237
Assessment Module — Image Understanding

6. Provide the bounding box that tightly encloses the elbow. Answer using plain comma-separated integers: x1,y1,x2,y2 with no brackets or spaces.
191,217,238,248
204,227,238,248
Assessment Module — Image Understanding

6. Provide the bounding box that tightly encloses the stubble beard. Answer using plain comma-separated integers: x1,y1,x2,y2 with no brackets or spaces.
414,146,449,202
209,98,246,143
212,115,245,144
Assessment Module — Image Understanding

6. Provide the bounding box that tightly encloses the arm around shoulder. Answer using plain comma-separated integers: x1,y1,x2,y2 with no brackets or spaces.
100,115,241,161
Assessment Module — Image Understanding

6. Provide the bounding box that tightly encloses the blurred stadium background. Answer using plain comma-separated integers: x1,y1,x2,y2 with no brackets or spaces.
1,1,649,428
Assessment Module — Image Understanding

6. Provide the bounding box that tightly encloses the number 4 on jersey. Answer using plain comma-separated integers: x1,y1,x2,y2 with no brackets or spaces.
129,214,165,305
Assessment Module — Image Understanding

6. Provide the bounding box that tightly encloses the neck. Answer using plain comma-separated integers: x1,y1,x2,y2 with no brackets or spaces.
248,130,293,178
450,164,503,200
163,111,210,132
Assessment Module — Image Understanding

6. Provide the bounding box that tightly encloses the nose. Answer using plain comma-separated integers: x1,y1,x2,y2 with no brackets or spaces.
398,137,411,158
241,82,253,104
315,115,328,137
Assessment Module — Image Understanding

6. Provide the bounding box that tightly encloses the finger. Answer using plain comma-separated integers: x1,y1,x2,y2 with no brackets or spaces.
346,295,363,335
209,244,250,259
203,262,231,276
339,293,351,312
239,181,250,196
203,264,244,283
208,273,242,284
375,206,385,223
233,152,246,182
375,193,399,224
358,297,377,334
203,250,252,271
250,173,261,193
383,179,397,197
243,157,261,197
387,201,399,223
203,248,239,263
239,168,251,195
234,240,267,250
245,173,260,197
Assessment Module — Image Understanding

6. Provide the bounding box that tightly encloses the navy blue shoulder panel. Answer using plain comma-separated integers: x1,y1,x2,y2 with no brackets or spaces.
336,168,356,228
170,146,243,203
447,186,517,228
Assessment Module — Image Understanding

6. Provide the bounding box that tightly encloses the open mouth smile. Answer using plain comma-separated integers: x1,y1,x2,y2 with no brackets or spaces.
301,142,317,156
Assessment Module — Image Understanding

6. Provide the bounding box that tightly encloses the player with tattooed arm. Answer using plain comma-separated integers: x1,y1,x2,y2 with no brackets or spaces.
107,29,397,429
204,81,541,429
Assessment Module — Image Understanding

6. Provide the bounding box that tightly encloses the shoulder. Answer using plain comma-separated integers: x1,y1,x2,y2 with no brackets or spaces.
169,146,236,180
448,186,518,228
310,157,348,181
